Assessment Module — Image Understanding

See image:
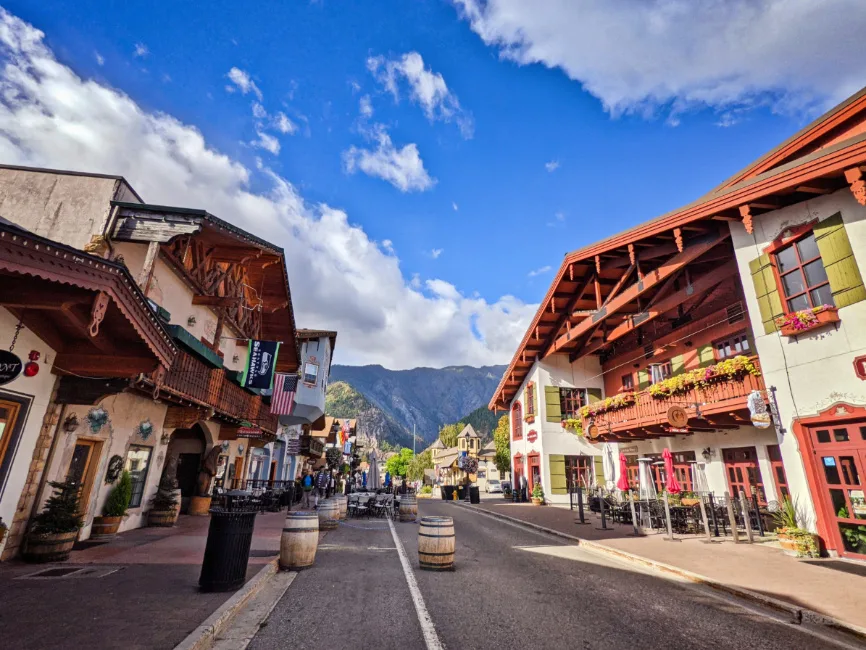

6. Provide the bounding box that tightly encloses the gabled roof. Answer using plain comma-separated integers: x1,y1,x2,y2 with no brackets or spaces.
430,438,446,450
457,424,478,439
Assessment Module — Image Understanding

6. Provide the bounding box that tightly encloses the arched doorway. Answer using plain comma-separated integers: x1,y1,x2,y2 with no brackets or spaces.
166,424,207,513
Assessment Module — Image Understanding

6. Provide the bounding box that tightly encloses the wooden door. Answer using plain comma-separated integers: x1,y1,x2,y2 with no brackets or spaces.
176,453,201,512
528,453,541,492
65,439,100,516
766,444,790,503
0,399,21,472
723,447,766,504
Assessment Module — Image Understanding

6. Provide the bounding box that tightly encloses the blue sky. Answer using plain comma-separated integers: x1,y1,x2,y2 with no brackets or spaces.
2,1,865,368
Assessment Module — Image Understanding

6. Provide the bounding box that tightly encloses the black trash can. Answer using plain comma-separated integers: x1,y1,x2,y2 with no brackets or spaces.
199,508,257,592
469,486,480,504
443,485,455,501
457,486,466,501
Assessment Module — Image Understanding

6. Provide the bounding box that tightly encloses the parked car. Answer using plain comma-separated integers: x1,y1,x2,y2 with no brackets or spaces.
486,479,503,494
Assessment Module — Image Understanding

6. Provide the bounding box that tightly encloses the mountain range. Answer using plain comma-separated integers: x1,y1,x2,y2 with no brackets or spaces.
324,364,506,446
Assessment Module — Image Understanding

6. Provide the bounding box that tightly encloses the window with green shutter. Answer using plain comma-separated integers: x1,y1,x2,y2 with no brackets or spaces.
749,253,785,334
544,386,562,422
549,454,567,495
587,388,603,403
696,344,715,367
593,456,605,487
671,354,685,375
637,369,650,390
814,213,866,309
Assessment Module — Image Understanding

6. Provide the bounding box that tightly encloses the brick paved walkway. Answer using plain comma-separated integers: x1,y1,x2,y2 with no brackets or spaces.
467,499,866,630
0,511,287,650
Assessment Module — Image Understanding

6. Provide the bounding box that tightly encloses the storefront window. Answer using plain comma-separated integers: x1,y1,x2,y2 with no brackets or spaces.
125,445,153,508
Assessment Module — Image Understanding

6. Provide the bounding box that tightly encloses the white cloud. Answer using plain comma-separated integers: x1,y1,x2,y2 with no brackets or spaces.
545,160,559,172
133,42,149,58
528,265,551,277
251,131,280,155
94,51,104,66
368,51,474,137
252,102,268,119
430,248,444,259
0,8,533,369
359,94,373,118
454,0,866,119
452,202,459,211
226,66,263,100
274,112,297,135
342,125,436,192
381,239,394,254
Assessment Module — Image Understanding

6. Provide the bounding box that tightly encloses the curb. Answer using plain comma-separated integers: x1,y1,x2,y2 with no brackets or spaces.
450,502,866,642
173,559,280,650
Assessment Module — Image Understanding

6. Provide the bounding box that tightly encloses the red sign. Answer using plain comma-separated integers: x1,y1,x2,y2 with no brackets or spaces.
527,429,538,443
237,426,263,439
855,355,866,380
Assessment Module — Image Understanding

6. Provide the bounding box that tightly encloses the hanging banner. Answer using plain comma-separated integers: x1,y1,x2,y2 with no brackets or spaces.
0,350,22,386
240,340,280,390
747,390,772,429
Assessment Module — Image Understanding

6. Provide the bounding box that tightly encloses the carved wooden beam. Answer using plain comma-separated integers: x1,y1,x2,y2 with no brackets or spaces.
88,291,110,337
795,179,835,195
192,295,243,307
844,167,866,206
550,230,730,354
538,272,596,359
738,205,753,234
595,255,601,274
673,228,683,253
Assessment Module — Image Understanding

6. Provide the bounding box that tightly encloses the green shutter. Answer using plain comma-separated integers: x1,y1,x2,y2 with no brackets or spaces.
593,456,605,487
697,344,715,367
814,213,866,309
749,253,784,334
587,388,602,403
671,354,685,375
637,370,650,390
549,454,566,495
544,386,562,422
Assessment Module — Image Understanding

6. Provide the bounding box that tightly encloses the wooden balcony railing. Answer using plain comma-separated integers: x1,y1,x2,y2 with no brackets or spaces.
161,350,278,434
583,357,766,436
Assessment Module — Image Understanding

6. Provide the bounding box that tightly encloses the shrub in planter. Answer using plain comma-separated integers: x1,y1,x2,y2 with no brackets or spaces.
24,481,83,562
772,498,820,558
148,474,181,527
531,483,544,505
92,471,132,538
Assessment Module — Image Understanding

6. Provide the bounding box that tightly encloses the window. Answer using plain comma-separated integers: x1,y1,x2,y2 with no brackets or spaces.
511,402,523,440
559,388,584,419
621,373,634,391
649,361,672,384
525,383,535,418
125,445,153,508
714,331,752,360
774,231,834,312
303,361,319,385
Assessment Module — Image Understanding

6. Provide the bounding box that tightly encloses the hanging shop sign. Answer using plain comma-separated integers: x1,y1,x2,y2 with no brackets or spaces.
747,390,772,429
0,350,23,386
240,340,281,390
855,355,866,380
666,405,688,429
237,425,264,439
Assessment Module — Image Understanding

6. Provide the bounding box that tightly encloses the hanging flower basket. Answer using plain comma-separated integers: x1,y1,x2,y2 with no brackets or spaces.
579,392,636,419
775,306,839,337
561,418,584,436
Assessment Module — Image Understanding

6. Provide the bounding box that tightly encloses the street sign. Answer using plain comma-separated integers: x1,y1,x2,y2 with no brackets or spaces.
855,355,866,380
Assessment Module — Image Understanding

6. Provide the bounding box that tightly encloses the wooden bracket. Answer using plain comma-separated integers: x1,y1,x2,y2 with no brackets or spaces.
595,255,601,274
628,244,636,266
673,228,683,253
89,291,110,337
738,205,754,234
845,167,866,206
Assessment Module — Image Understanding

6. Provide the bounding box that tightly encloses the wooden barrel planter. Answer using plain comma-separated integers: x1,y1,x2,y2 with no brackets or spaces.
418,516,455,571
23,531,78,563
188,496,212,516
148,509,178,527
317,499,340,531
337,496,348,520
280,511,319,569
90,516,123,539
399,495,418,522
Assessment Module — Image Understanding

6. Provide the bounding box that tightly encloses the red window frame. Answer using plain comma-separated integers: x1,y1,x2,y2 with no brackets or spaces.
766,444,790,502
765,222,834,314
621,373,634,391
511,402,523,440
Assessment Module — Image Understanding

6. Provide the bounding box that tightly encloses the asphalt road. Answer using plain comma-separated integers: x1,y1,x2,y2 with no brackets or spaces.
249,501,858,650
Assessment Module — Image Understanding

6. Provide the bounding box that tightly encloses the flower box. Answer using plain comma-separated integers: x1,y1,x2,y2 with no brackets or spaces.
776,306,839,337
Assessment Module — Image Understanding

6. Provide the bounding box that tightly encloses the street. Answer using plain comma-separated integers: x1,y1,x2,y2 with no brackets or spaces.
247,501,853,650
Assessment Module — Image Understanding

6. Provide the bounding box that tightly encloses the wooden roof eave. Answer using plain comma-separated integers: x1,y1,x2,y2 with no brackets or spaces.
489,130,866,411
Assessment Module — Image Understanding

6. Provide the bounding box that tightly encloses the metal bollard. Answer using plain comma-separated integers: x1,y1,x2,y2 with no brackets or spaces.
575,487,589,525
751,493,765,537
698,495,713,543
724,491,740,543
739,492,754,543
662,493,679,542
628,492,643,537
596,489,610,531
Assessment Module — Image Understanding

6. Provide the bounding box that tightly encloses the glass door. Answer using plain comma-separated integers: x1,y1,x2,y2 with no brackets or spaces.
722,446,767,505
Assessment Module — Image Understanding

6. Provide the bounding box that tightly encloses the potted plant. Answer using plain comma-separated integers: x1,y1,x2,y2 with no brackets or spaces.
23,481,83,562
148,473,181,527
92,471,132,539
679,491,701,507
772,498,820,558
531,483,544,506
775,305,839,337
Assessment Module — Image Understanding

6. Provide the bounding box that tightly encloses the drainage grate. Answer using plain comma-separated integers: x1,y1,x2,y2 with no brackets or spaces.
18,565,124,580
25,567,88,578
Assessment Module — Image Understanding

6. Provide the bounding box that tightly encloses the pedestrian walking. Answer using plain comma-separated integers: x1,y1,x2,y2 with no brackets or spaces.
301,471,314,508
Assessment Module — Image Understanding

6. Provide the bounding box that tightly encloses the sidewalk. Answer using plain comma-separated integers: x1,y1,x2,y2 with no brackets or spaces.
464,499,866,632
0,511,287,650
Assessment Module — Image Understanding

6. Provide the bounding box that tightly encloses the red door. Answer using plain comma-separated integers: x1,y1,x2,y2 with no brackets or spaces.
722,447,767,504
513,455,524,488
805,421,866,559
767,444,790,503
528,452,541,492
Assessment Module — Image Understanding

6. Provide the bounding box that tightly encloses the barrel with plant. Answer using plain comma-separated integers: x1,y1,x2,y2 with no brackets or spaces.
149,472,181,527
23,481,83,562
92,471,132,538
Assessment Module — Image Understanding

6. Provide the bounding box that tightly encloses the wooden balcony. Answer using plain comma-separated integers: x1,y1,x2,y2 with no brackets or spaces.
160,350,278,434
583,358,766,442
300,434,324,457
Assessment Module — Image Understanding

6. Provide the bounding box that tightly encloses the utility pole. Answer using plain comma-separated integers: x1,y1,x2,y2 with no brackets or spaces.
413,424,416,456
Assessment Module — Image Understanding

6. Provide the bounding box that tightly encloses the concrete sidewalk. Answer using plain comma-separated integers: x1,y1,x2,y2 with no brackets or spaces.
462,499,866,633
0,511,287,650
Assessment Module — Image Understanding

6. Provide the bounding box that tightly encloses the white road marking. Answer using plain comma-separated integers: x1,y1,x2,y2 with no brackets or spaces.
387,516,444,650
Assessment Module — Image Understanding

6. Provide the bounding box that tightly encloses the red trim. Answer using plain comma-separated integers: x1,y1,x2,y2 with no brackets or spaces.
511,402,523,440
767,225,833,315
763,219,818,255
527,451,541,493
792,402,866,558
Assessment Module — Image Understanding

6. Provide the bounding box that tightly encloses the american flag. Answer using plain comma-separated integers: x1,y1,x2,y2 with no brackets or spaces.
271,373,299,415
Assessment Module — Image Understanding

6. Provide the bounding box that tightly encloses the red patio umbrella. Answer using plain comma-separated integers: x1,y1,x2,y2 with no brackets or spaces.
616,453,630,491
663,448,682,494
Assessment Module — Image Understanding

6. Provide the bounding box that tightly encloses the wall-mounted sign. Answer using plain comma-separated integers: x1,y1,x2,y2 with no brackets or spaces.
855,355,866,380
666,406,688,428
527,429,538,443
747,390,772,429
237,426,263,439
0,350,23,386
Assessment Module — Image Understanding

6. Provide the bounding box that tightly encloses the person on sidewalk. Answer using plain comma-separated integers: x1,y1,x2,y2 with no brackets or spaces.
301,471,315,509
